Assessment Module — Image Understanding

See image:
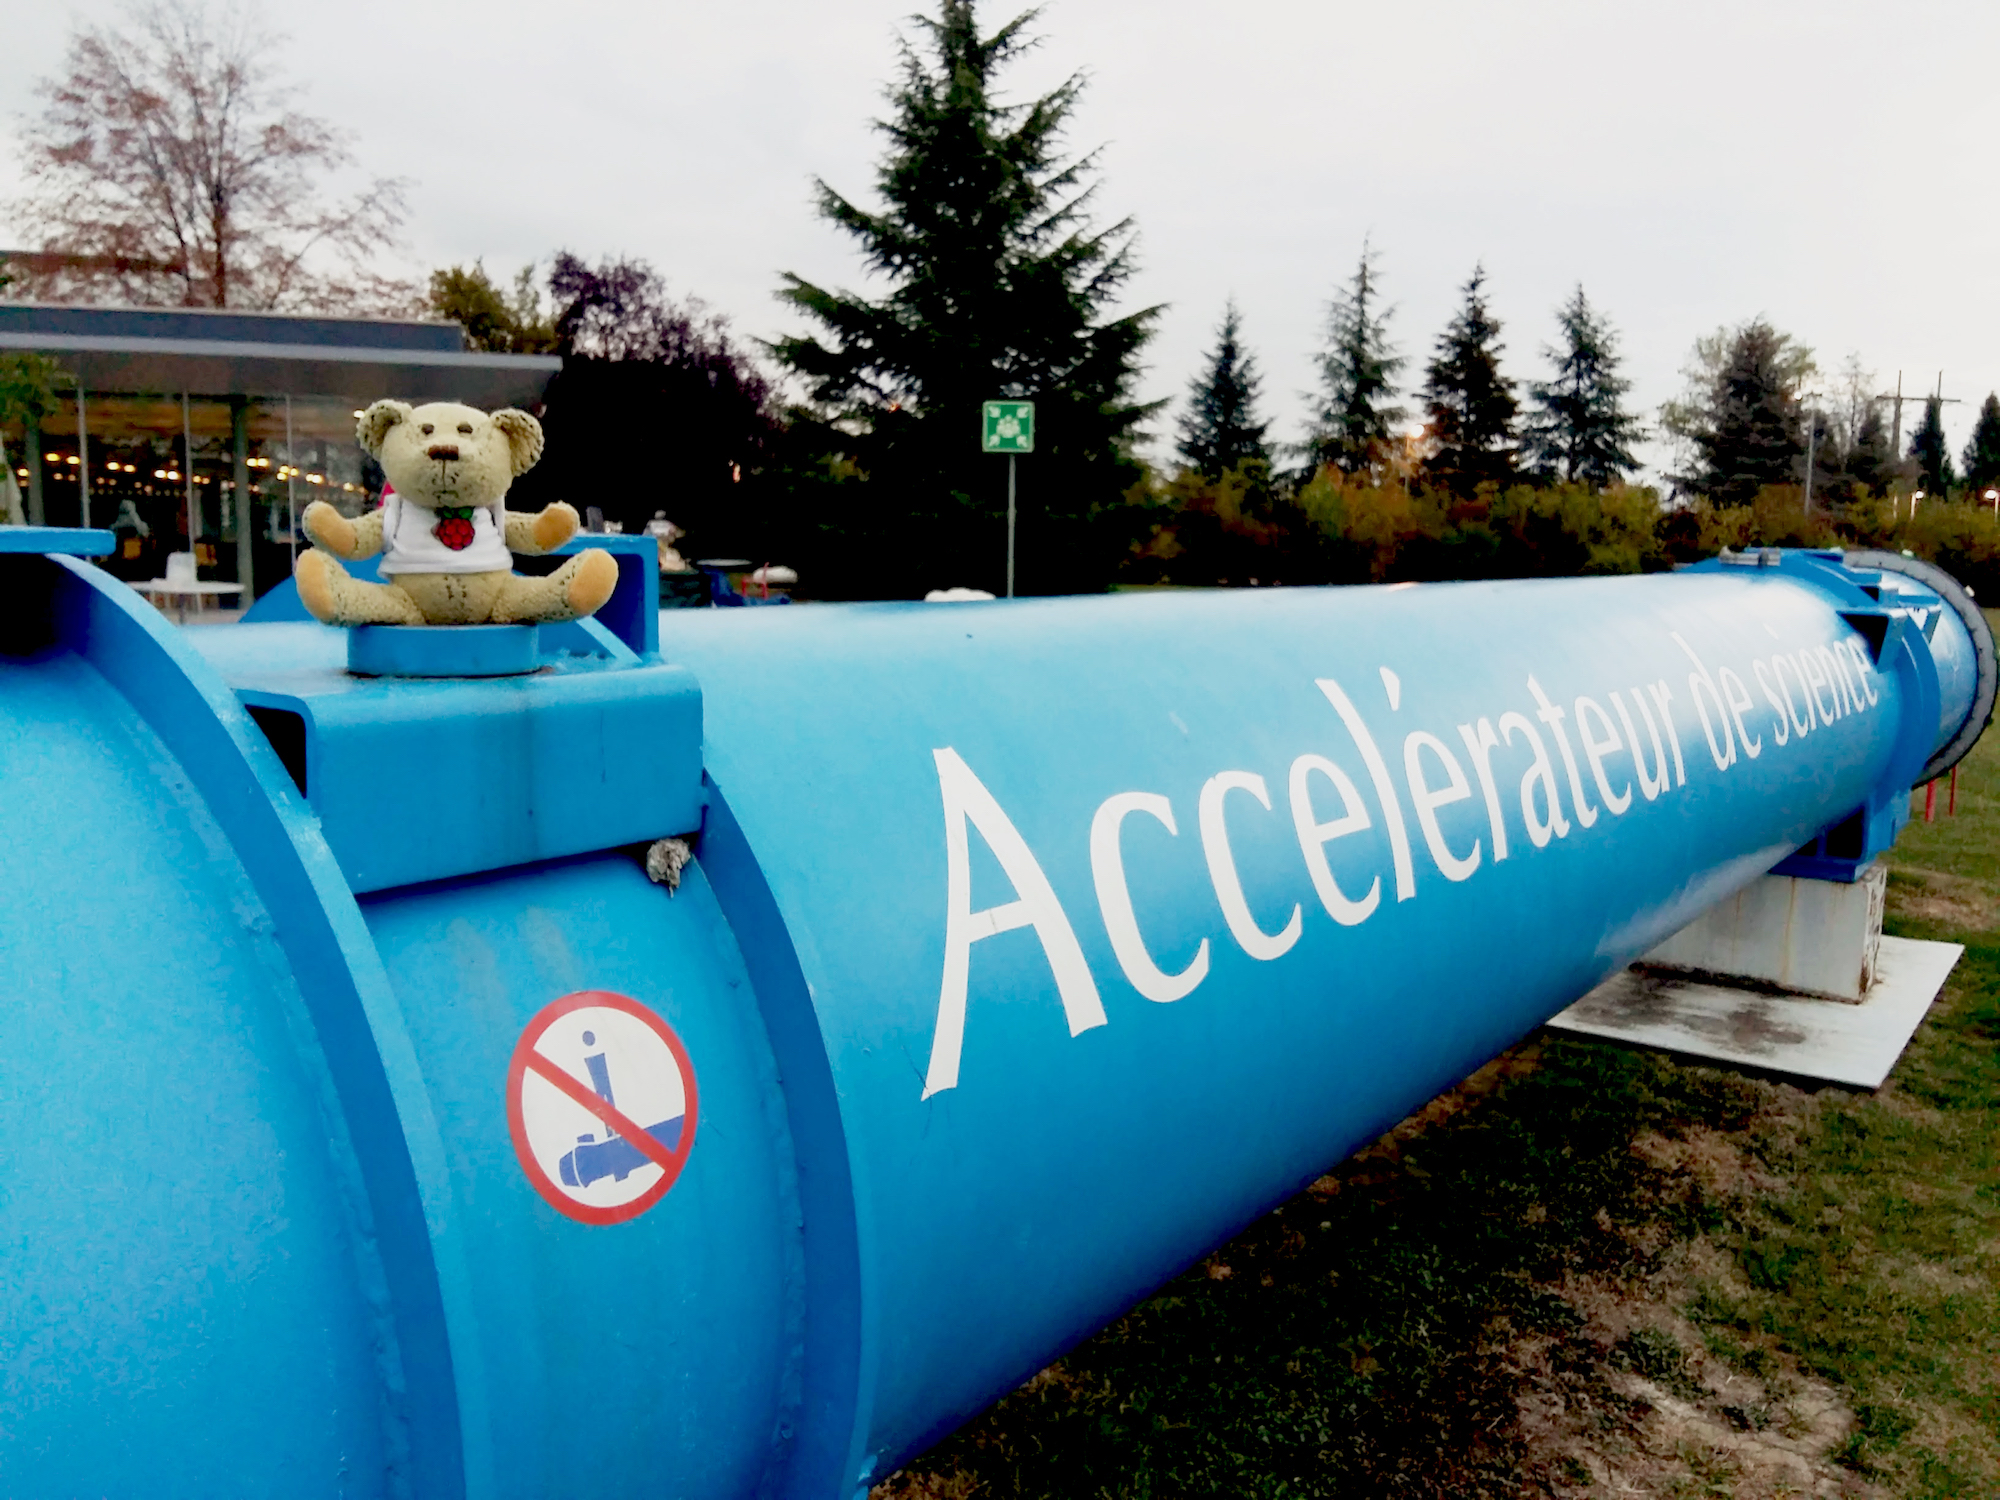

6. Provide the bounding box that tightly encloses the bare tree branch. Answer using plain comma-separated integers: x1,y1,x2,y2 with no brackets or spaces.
8,0,415,313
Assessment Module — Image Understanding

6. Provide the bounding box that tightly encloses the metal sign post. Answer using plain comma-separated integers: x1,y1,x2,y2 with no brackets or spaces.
75,385,89,529
181,392,196,567
980,400,1034,597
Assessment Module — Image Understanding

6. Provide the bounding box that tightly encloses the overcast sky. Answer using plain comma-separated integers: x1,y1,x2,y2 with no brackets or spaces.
4,0,1998,480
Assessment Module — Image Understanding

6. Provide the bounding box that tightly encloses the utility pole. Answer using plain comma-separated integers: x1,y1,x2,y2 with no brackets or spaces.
1873,370,1963,459
76,384,90,530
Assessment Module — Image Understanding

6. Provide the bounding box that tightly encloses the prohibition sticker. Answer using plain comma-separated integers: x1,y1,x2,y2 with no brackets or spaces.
506,990,699,1225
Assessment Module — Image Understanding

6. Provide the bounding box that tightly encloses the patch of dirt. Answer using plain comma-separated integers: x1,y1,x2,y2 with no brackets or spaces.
1632,1124,1785,1200
1874,1251,1987,1298
871,1031,1974,1499
870,1470,981,1500
1905,1371,2000,1479
1500,1261,1884,1498
1888,865,1999,930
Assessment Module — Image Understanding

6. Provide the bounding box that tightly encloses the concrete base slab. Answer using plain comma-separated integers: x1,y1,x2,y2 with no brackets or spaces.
1547,935,1963,1089
1641,864,1887,1001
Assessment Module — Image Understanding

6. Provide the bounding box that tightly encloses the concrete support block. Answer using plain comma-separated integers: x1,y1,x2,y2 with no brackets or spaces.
1641,863,1886,1002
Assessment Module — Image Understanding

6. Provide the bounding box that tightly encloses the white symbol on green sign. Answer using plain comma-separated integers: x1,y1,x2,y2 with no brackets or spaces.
981,400,1035,454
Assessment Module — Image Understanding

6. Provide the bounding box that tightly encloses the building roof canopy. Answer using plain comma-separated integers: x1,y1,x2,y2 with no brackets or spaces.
0,302,559,408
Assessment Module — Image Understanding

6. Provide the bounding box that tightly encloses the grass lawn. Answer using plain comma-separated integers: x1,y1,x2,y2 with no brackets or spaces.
876,621,2000,1499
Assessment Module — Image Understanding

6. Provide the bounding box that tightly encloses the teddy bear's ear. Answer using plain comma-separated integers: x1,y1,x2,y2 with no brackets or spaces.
491,408,545,476
356,400,412,458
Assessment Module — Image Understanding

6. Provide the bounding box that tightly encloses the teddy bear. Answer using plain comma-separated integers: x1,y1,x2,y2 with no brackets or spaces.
293,399,618,628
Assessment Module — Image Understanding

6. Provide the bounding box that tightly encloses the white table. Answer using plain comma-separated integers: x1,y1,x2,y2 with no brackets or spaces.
136,578,244,625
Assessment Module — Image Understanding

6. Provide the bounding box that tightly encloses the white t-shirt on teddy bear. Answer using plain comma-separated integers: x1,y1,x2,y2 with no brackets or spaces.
377,487,511,575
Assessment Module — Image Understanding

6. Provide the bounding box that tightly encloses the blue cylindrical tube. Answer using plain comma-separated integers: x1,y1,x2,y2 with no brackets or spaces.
664,553,1977,1483
0,536,1986,1500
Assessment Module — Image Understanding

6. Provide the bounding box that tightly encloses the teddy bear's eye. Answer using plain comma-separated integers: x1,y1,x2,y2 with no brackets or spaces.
420,423,435,436
457,422,474,435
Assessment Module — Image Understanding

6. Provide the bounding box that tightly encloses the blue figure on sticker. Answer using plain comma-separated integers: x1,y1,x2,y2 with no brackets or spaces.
559,1030,684,1188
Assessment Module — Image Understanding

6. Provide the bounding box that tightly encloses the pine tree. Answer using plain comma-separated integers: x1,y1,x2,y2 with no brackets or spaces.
1847,404,1900,494
1419,266,1518,493
1305,239,1404,475
1962,394,2000,491
1520,286,1643,486
1818,402,1901,505
1909,395,1956,495
1677,319,1811,506
772,1,1161,596
1176,299,1270,477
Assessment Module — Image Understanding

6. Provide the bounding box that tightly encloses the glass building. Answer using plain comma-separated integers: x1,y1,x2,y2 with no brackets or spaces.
0,303,559,599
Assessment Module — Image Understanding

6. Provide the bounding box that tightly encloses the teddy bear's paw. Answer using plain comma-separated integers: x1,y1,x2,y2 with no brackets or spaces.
532,502,580,553
301,501,358,558
566,548,620,618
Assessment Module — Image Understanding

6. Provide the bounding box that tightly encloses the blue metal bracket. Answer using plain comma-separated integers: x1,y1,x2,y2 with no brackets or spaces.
1691,551,1943,882
0,525,115,556
230,660,704,893
552,533,659,658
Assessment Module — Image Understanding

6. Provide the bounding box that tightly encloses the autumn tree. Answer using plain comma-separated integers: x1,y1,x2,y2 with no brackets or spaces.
0,355,64,434
773,0,1160,597
512,253,779,554
1419,265,1518,494
1796,356,1899,503
1177,299,1271,478
1519,286,1643,487
1305,239,1404,476
425,264,555,353
0,353,65,525
8,0,410,311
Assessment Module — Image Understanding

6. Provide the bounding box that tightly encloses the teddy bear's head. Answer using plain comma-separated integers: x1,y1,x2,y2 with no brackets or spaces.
356,400,543,510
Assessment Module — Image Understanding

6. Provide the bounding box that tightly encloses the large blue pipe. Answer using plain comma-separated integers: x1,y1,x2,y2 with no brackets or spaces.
0,533,1989,1499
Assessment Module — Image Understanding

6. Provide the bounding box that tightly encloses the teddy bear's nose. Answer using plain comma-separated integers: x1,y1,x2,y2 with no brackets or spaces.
426,443,461,462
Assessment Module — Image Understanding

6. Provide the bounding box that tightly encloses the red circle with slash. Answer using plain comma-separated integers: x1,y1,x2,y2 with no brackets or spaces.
506,990,699,1226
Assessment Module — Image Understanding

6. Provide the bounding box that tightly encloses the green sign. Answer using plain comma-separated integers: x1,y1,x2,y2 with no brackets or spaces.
981,400,1035,454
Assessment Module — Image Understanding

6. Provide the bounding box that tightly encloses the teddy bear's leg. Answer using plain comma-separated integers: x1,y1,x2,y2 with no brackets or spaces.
488,550,620,624
295,550,426,626
393,572,509,625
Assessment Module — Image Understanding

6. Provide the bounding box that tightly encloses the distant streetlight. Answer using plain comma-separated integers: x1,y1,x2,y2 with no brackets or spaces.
1986,487,1998,518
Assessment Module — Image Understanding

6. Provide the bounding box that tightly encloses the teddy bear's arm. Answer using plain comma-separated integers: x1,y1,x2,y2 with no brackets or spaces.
504,501,580,556
302,501,383,560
